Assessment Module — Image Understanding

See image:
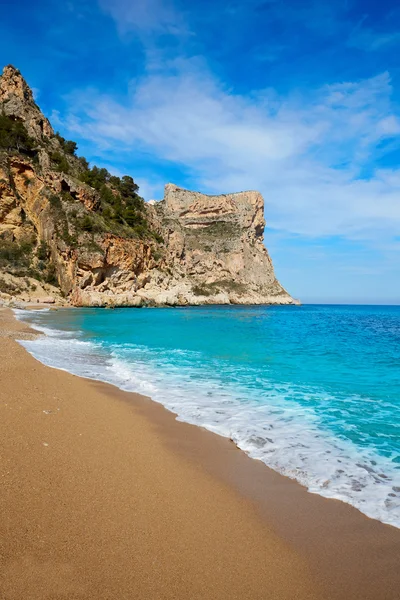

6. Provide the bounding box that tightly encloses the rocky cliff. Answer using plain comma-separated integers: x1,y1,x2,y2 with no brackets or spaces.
0,65,295,307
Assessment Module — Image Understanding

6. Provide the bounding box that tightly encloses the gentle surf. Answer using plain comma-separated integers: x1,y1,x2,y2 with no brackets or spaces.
16,304,400,528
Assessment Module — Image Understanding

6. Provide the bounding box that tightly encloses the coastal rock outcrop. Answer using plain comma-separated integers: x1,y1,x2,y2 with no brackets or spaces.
0,64,54,141
143,184,293,305
0,65,296,307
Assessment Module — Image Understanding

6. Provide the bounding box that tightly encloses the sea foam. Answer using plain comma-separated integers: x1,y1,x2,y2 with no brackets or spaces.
14,307,400,528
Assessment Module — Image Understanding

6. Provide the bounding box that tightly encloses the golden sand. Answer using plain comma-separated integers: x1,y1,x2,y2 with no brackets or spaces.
1,308,400,599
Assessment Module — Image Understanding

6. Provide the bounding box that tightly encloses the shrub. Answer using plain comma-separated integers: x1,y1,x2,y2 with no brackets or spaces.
48,195,76,245
109,175,121,187
152,231,164,244
82,239,103,254
64,140,77,155
50,152,70,173
78,156,89,170
36,240,49,260
80,215,94,232
123,208,144,227
0,278,20,295
0,239,33,265
0,114,36,154
191,280,246,296
55,132,77,156
49,194,62,210
99,184,116,205
119,175,139,197
102,205,113,220
80,165,110,190
77,163,160,240
192,284,213,297
152,249,163,261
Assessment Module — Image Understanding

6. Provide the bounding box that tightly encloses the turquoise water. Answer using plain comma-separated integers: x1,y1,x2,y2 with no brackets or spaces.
16,304,400,527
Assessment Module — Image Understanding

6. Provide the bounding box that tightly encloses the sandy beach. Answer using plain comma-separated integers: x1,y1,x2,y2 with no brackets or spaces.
1,308,400,600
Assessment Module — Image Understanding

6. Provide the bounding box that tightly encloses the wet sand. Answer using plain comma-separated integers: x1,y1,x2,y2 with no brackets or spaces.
1,308,400,599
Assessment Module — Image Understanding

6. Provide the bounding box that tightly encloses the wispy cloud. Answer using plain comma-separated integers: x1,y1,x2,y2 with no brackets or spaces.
98,0,189,37
348,25,400,51
57,60,400,242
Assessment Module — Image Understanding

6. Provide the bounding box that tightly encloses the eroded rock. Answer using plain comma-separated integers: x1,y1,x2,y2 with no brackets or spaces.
0,65,297,307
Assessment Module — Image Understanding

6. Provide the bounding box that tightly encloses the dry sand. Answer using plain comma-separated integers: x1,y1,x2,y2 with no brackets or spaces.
1,308,400,599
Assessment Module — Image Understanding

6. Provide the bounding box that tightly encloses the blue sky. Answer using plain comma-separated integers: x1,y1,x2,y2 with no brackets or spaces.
1,0,400,303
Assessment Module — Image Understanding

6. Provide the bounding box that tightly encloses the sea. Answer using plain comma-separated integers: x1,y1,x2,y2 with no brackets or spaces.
15,304,400,528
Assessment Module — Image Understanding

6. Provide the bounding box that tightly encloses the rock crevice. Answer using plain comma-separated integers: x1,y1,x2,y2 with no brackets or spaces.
0,65,296,307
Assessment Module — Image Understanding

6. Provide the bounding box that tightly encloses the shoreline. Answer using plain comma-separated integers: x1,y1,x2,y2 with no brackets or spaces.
0,297,300,309
14,304,400,529
2,308,400,599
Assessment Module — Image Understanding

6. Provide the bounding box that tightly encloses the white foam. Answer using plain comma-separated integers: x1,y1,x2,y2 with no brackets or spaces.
14,309,400,528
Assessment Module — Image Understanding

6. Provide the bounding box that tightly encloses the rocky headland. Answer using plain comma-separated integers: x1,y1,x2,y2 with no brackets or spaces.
0,65,296,307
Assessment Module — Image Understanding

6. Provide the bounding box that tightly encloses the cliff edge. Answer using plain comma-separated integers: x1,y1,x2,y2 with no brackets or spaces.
144,184,293,305
0,65,296,307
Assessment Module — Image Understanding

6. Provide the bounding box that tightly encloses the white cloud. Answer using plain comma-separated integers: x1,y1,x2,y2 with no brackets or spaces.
135,176,166,201
59,60,400,240
98,0,188,36
348,27,400,52
31,87,40,101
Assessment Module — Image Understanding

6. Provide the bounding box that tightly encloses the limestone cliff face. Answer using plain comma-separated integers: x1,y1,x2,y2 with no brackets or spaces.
145,184,293,305
0,65,54,141
0,65,296,307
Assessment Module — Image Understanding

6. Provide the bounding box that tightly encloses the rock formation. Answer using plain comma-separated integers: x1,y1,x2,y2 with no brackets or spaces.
0,65,296,307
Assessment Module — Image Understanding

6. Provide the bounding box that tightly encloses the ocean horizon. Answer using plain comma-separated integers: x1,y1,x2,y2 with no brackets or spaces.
16,304,400,528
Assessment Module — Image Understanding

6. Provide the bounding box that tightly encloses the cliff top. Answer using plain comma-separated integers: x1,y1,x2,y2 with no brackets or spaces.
0,65,35,102
0,64,54,140
0,63,294,307
163,183,265,235
164,183,260,197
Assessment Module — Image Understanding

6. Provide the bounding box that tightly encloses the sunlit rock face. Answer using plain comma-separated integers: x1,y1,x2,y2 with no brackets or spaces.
0,65,295,307
144,184,295,306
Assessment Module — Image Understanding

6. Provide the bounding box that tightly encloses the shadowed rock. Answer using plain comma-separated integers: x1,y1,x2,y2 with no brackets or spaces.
0,65,297,307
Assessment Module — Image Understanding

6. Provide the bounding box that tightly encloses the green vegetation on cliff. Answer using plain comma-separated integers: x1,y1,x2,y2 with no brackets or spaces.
79,166,148,235
0,64,294,307
55,132,77,156
47,132,158,240
0,236,56,285
0,112,161,242
0,65,163,297
0,114,36,155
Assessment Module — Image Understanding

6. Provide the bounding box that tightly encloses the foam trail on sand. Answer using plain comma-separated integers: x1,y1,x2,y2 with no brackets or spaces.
14,307,400,528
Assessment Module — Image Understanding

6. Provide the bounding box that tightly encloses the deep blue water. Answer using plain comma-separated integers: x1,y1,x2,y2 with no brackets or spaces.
16,304,400,527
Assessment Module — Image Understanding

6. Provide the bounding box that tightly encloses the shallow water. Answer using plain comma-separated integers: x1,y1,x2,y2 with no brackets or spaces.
15,304,400,527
